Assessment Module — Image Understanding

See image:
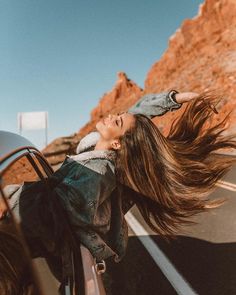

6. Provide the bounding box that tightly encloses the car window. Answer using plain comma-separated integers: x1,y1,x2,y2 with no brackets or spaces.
0,155,60,295
2,155,40,188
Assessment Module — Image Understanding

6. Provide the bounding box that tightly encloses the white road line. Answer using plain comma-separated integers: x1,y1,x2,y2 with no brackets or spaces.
125,212,198,295
216,180,236,192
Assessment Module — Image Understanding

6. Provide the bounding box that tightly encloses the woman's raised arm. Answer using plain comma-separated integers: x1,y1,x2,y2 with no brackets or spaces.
175,92,199,104
128,90,199,119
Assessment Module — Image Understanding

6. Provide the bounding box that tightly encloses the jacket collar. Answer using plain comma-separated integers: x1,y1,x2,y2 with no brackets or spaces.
76,131,101,154
69,131,116,162
69,149,116,162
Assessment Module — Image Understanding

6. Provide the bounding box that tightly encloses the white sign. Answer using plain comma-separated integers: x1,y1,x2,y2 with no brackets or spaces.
18,111,48,130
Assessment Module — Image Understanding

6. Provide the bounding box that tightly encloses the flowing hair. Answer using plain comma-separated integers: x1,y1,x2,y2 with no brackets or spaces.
115,93,236,237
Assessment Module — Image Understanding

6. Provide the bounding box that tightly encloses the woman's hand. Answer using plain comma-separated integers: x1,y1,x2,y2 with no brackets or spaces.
175,92,199,104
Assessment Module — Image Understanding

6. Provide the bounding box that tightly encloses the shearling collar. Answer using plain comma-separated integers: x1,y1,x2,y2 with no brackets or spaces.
69,149,116,162
68,131,116,162
76,131,101,154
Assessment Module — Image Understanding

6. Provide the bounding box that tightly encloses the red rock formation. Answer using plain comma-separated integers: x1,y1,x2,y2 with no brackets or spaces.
145,0,236,136
43,0,236,165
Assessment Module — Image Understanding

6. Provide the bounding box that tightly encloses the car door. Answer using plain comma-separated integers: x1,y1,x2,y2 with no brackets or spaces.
0,143,106,295
0,150,63,295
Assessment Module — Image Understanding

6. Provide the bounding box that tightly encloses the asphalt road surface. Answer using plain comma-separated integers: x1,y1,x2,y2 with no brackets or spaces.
103,161,236,295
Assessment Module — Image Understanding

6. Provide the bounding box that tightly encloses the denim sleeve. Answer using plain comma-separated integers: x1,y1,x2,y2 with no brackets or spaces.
128,90,182,119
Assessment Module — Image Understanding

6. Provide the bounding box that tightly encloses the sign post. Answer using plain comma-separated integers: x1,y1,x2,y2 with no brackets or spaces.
17,111,49,146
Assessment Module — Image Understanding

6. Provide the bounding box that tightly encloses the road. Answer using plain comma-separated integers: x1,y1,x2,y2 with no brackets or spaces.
103,161,236,295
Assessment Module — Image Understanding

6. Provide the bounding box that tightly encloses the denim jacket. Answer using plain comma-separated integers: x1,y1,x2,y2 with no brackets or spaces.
128,90,181,118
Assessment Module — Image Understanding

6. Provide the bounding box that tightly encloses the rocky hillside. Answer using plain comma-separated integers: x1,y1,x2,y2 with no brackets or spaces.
43,0,236,165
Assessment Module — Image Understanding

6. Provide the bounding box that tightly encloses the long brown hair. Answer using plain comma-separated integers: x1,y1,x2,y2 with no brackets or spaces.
115,93,236,237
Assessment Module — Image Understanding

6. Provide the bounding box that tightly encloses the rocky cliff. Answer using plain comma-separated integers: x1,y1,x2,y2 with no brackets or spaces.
43,0,236,165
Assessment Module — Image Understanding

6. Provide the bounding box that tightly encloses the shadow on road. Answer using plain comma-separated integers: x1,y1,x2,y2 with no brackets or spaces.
102,235,236,295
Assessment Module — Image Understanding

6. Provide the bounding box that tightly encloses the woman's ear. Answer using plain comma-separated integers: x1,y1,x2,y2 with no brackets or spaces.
111,139,121,150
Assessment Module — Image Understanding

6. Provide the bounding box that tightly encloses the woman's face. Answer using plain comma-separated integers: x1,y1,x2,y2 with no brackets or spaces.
96,112,135,148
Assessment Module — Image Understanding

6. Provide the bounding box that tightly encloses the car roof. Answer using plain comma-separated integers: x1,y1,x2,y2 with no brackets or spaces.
0,130,36,161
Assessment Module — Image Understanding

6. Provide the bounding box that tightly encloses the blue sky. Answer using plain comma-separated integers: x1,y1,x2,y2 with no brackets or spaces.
0,0,203,149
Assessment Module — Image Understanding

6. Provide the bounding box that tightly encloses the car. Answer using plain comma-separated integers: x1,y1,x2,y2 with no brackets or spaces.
0,130,106,295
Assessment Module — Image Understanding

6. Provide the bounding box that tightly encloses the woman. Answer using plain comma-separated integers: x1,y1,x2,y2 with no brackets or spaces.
1,90,236,278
